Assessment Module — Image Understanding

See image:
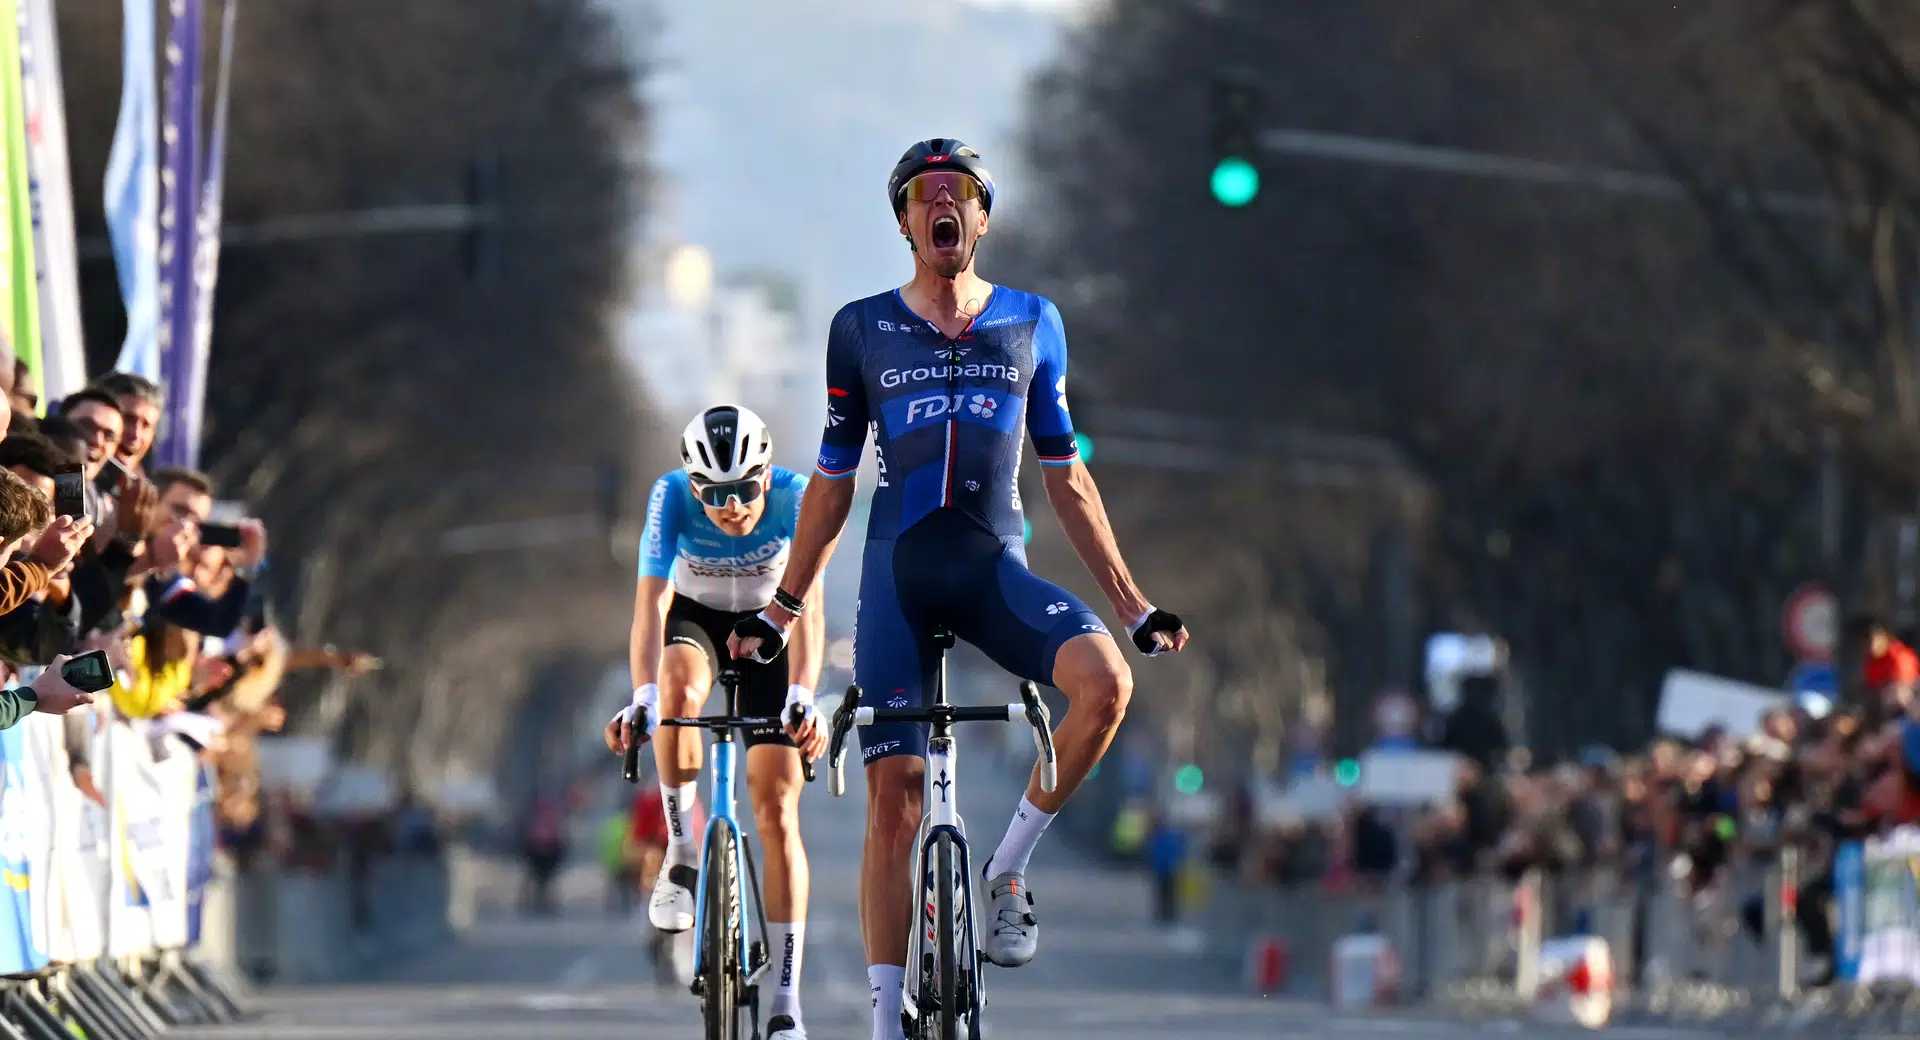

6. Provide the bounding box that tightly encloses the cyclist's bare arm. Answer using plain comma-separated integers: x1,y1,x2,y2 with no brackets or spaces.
1041,462,1153,622
630,574,675,690
761,475,856,627
786,580,827,692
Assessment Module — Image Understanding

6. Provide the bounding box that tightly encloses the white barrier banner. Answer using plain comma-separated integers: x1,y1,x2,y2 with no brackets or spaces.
18,716,56,958
36,711,107,963
106,723,194,955
1858,827,1920,987
0,718,47,974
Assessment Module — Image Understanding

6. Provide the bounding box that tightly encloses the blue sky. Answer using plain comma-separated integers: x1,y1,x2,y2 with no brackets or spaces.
606,0,1094,335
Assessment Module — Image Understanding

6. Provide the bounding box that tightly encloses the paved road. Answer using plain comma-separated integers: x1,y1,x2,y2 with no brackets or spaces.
175,749,1744,1039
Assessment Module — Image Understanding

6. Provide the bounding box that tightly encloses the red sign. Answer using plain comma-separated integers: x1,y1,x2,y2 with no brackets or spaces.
1782,583,1838,662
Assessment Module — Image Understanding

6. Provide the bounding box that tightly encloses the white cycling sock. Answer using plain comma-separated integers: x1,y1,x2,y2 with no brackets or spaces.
661,781,700,866
768,922,805,1021
868,964,906,1040
986,796,1055,877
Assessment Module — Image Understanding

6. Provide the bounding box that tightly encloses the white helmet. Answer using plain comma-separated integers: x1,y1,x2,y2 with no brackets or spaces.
681,404,774,489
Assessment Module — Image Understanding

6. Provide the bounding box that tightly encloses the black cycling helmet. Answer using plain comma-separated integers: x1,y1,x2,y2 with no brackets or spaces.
888,138,997,217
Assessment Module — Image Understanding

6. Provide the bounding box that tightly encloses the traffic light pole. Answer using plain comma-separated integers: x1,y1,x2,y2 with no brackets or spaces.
1254,125,1830,217
1208,71,1262,206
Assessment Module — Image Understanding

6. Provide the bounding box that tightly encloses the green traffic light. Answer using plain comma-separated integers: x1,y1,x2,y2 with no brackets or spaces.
1173,764,1204,795
1073,431,1095,463
1334,759,1361,787
1210,156,1259,207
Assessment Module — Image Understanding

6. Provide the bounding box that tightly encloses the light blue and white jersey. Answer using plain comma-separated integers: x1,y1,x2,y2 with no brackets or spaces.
638,467,808,612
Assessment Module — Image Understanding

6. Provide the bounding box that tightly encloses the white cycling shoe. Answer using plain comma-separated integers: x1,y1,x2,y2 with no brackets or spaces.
982,869,1038,968
648,861,697,933
766,1014,807,1039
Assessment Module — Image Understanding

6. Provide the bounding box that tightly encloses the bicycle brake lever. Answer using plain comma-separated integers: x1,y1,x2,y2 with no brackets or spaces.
621,706,649,784
788,704,817,783
1019,682,1057,793
828,684,862,797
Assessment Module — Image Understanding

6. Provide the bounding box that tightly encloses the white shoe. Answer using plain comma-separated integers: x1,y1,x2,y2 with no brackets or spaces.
767,1014,807,1039
648,861,697,933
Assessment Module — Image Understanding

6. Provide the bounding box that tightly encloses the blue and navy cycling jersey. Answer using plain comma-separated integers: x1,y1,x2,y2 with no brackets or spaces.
815,287,1079,541
638,467,808,614
812,287,1109,765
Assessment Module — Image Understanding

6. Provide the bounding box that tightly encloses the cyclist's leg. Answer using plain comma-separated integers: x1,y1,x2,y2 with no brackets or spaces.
941,531,1130,967
742,660,806,920
648,596,718,931
652,596,720,788
945,536,1131,816
853,536,935,1039
743,655,810,1027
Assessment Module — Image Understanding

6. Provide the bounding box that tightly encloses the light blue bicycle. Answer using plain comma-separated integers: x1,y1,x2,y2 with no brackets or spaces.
623,668,813,1040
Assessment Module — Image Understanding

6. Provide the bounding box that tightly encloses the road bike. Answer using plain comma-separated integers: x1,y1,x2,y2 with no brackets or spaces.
624,669,813,1040
824,626,1057,1040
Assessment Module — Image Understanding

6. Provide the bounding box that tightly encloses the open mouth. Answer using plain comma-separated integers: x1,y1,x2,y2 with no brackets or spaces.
931,215,961,250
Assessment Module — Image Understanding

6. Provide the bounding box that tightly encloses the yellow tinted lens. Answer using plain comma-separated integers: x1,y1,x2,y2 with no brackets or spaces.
906,172,980,203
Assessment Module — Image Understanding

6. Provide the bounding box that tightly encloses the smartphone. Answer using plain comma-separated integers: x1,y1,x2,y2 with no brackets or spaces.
60,649,115,693
93,457,128,495
199,522,244,549
51,468,93,523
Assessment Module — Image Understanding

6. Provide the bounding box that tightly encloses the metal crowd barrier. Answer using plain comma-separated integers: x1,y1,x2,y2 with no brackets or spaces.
1,845,469,1036
1199,850,1920,1028
0,951,245,1039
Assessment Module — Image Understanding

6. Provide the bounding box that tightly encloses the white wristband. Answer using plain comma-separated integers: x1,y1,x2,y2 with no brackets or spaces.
759,609,795,635
786,684,816,710
1128,607,1157,634
632,682,659,711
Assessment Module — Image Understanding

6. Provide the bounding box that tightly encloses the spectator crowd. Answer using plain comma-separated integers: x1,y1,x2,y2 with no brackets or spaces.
1197,623,1920,990
0,366,384,872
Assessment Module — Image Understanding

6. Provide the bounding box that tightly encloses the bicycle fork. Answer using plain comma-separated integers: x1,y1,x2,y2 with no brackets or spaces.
902,736,982,1032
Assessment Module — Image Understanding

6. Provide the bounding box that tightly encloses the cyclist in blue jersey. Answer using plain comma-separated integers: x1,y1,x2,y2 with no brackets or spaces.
730,139,1188,1040
605,405,826,1040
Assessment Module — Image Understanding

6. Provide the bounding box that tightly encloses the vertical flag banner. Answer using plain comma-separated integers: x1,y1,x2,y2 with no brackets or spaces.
153,0,203,470
105,0,160,382
20,0,85,403
175,0,234,471
0,0,41,404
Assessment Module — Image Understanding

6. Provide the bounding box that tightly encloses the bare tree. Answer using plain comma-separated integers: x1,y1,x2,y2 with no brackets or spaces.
56,0,665,775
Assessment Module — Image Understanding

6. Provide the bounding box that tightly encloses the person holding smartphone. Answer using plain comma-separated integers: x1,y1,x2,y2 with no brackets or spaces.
141,468,266,636
0,652,103,729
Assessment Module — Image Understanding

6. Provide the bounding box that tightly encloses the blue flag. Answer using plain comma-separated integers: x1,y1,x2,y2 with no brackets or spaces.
153,0,203,468
163,0,234,470
104,0,159,382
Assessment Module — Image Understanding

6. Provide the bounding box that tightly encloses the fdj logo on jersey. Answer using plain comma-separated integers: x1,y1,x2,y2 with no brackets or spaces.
905,392,1002,425
884,388,1020,436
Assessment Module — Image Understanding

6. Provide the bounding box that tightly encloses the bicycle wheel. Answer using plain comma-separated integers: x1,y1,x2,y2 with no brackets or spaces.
701,825,743,1040
933,834,964,1040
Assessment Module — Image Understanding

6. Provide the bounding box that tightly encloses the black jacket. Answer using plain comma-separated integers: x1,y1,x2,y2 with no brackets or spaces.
145,572,253,636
